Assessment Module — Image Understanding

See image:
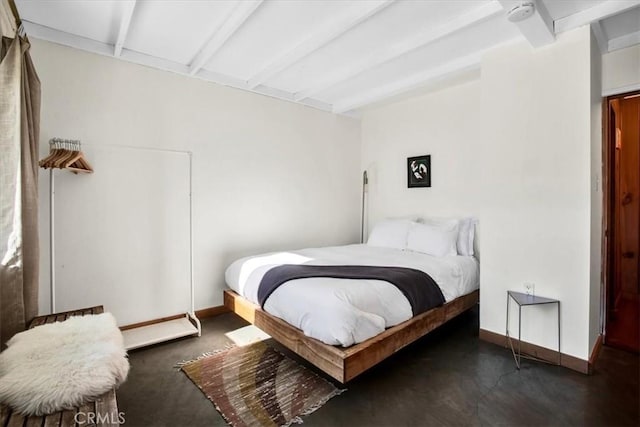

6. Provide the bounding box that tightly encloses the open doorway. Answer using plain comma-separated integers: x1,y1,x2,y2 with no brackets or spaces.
603,91,640,353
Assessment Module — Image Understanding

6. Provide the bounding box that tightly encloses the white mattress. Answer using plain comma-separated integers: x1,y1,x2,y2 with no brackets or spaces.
225,244,479,347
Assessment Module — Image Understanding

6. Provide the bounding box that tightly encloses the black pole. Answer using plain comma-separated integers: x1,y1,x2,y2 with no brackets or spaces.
361,170,368,243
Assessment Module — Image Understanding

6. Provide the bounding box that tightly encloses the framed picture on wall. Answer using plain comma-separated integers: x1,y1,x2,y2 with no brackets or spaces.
407,155,431,188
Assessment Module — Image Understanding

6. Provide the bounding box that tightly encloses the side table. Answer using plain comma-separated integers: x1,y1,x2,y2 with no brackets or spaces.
506,290,561,369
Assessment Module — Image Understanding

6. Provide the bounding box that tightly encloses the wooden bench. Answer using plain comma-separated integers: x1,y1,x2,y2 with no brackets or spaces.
0,306,121,427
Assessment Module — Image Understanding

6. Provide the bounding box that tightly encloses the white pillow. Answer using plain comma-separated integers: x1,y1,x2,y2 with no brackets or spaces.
395,215,422,222
422,217,459,230
456,218,470,255
422,216,477,256
457,218,472,256
367,219,413,250
422,216,462,252
457,217,477,256
407,221,458,257
470,218,477,255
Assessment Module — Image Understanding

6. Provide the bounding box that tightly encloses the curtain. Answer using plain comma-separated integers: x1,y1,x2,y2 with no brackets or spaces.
0,27,41,347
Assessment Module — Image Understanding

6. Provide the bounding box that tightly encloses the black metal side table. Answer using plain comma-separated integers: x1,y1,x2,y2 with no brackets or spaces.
506,291,561,369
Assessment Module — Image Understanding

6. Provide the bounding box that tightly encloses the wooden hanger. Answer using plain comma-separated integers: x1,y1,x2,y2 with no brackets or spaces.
56,142,82,168
64,151,82,167
40,140,66,169
53,147,76,168
40,139,68,168
39,138,93,174
38,148,61,168
65,151,93,174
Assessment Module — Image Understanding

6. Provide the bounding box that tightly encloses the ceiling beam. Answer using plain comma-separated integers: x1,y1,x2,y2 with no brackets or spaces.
294,0,503,102
246,0,394,90
590,21,608,53
608,30,640,52
189,0,263,76
114,0,136,57
498,0,554,47
332,39,519,114
554,0,640,34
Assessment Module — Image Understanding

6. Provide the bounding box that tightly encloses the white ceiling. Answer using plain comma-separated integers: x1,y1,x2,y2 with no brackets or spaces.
15,0,640,114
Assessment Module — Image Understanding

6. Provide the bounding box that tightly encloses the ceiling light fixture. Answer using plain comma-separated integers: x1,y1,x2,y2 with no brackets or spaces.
507,2,536,22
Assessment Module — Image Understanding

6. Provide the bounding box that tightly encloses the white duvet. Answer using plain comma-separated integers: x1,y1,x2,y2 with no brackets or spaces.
225,244,479,347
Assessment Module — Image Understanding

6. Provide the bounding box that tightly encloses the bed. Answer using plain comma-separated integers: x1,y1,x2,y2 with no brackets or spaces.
224,219,480,383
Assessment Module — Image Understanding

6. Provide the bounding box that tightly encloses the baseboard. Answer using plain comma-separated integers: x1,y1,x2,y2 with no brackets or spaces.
588,334,603,374
120,304,229,331
120,314,185,331
195,305,230,318
479,329,590,374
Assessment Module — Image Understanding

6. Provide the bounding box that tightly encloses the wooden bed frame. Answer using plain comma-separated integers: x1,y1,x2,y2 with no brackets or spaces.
224,289,479,383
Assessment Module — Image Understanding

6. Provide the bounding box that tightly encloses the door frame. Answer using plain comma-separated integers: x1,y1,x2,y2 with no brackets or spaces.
602,90,640,345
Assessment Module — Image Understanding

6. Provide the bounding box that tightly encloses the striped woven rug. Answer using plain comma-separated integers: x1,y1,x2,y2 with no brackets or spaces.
181,341,344,427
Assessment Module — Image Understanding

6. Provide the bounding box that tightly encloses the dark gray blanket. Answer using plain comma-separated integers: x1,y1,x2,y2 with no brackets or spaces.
257,265,445,316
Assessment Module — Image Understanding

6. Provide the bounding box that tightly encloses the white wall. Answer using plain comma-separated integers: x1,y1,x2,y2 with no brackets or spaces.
32,39,361,321
362,27,597,360
361,80,484,230
52,147,192,325
602,44,640,95
31,26,606,355
589,29,603,353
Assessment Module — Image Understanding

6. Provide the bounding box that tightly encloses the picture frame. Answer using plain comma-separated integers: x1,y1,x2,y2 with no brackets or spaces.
407,155,431,188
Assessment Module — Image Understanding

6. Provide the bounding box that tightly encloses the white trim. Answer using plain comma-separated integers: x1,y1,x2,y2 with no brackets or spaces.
188,152,195,317
122,316,200,350
608,30,640,52
250,83,334,112
50,170,55,313
120,48,190,74
591,21,608,54
247,0,394,89
114,0,136,57
23,20,113,56
332,38,519,113
195,69,334,112
498,0,555,47
195,68,249,89
554,0,640,34
603,83,640,97
188,0,263,76
294,0,503,102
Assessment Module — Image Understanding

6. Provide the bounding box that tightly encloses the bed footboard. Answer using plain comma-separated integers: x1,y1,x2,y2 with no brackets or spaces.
223,289,479,383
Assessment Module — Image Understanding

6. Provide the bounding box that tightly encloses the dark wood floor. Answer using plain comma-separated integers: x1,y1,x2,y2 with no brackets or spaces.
117,307,640,426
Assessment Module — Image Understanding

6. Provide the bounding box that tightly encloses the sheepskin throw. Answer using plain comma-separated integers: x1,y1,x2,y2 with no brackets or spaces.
0,313,129,416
